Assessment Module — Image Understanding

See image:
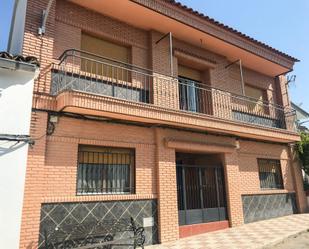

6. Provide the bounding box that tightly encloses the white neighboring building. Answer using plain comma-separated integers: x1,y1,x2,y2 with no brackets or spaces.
0,55,39,249
291,101,309,131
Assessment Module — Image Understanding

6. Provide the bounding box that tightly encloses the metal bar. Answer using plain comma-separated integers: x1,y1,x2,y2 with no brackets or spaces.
58,49,153,75
169,32,173,76
199,168,204,209
155,32,170,44
215,167,221,208
77,150,134,194
181,166,187,211
239,59,245,95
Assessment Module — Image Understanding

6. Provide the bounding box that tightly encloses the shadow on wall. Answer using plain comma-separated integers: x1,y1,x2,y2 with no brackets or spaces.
0,69,35,90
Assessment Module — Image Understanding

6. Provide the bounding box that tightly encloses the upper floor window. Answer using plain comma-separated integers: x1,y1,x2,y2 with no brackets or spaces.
80,33,130,80
77,145,135,195
245,84,268,114
258,159,283,189
245,84,267,102
81,33,130,63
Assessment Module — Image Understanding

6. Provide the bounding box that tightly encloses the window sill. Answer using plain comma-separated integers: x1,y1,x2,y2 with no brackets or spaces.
260,188,284,191
42,193,157,203
76,192,134,196
242,190,294,196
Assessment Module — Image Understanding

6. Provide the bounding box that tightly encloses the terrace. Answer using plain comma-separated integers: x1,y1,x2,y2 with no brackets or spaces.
50,49,297,141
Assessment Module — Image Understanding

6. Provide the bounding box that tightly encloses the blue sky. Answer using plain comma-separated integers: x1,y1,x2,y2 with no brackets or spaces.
0,0,14,51
0,0,308,112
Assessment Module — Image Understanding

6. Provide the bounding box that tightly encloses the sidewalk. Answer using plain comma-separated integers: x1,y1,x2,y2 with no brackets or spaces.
147,214,309,249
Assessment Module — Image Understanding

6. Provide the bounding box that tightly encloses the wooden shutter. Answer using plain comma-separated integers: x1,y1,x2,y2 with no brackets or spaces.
81,33,129,63
245,85,265,101
245,84,268,114
178,65,202,82
80,33,130,81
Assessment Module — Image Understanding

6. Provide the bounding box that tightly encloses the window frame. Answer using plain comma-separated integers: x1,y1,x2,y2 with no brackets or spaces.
81,32,131,64
244,84,270,115
257,158,284,190
178,76,199,112
76,145,136,195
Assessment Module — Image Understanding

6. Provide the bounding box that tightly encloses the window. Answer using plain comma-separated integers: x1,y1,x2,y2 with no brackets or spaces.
81,33,129,63
80,33,130,81
258,159,283,189
245,84,268,114
77,145,135,194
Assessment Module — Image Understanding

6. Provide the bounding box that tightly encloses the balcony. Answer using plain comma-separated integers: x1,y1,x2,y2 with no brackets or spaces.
50,49,297,142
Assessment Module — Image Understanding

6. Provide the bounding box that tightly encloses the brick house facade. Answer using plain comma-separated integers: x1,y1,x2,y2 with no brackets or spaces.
18,0,306,248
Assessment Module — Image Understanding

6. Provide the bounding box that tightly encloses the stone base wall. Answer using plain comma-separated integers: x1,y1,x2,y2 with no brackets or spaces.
242,193,297,223
38,199,158,248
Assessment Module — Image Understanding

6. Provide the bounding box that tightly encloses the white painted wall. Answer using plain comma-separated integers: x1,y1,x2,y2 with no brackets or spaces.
0,65,38,249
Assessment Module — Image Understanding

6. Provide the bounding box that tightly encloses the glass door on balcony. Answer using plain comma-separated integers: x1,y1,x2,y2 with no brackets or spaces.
179,77,198,112
178,64,202,113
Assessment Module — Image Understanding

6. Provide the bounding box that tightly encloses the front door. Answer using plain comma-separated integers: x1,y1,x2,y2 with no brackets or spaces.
176,164,227,225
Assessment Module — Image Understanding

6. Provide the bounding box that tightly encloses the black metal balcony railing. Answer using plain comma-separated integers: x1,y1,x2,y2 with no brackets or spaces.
51,49,296,131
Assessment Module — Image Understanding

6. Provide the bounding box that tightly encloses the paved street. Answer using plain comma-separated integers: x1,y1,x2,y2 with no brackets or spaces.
147,214,309,249
270,231,309,249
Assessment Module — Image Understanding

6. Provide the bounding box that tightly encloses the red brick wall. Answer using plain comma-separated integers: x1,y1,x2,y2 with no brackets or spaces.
238,140,294,194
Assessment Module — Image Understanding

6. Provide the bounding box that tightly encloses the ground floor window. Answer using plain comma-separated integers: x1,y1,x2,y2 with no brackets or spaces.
258,159,283,189
77,145,135,194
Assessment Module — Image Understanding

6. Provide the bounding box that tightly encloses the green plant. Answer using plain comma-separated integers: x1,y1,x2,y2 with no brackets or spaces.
297,132,309,176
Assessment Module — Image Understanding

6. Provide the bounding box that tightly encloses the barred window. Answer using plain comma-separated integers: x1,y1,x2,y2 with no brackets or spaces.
258,159,283,189
77,145,135,194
